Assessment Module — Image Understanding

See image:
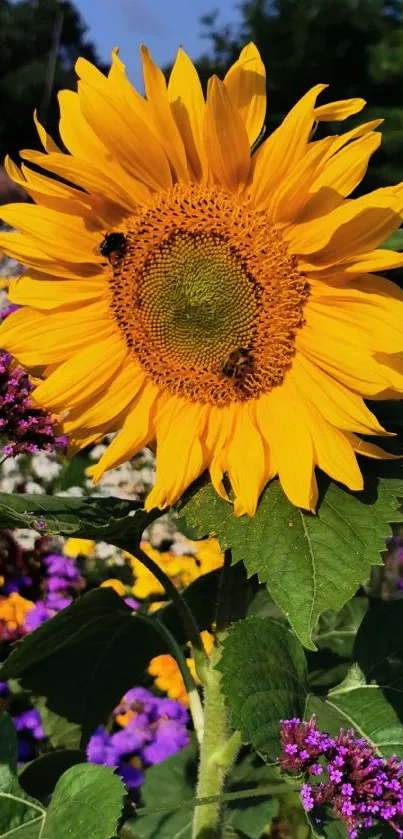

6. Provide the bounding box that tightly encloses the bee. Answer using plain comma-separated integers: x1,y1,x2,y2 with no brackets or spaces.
97,232,127,263
221,347,254,381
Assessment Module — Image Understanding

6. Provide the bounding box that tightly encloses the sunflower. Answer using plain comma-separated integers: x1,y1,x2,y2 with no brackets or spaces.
1,44,403,516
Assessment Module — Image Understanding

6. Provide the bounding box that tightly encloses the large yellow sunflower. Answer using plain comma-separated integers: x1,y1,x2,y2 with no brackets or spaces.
1,44,403,516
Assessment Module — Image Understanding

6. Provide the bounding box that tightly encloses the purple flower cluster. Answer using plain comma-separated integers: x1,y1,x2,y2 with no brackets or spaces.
87,687,190,790
279,716,403,838
0,350,65,457
24,552,83,630
10,707,46,762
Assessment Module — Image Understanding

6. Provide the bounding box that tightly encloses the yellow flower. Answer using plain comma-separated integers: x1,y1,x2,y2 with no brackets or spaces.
64,538,95,558
100,578,126,596
128,538,223,598
0,593,34,631
148,631,214,706
1,45,403,515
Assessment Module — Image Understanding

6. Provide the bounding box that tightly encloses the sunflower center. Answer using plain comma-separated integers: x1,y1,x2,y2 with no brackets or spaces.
106,184,309,405
137,230,258,370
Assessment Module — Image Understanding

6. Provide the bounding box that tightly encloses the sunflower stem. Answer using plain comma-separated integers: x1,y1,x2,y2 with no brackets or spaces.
139,612,204,745
117,541,208,670
192,552,248,839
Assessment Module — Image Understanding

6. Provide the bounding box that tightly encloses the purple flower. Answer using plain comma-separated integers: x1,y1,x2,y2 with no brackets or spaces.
142,718,190,765
14,708,45,740
44,592,72,611
88,688,190,794
24,602,53,630
44,555,79,581
0,351,65,457
279,716,403,838
118,761,144,789
86,726,119,768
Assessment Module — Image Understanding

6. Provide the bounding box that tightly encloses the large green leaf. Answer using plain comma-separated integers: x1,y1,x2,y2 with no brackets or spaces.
43,763,125,839
0,492,159,539
0,711,43,837
313,598,368,659
177,473,403,648
306,664,403,759
218,617,308,762
0,572,219,744
1,589,171,744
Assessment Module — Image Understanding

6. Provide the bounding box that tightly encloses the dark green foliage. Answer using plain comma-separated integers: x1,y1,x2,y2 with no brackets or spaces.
0,0,103,163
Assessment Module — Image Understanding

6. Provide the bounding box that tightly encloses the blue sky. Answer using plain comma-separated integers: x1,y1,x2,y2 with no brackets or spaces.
75,0,241,88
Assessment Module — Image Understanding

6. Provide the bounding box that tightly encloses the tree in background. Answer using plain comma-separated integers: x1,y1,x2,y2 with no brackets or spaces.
0,0,102,162
196,0,403,189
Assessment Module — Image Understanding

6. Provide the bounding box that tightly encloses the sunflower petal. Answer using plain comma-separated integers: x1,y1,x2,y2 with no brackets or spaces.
204,76,250,191
168,47,206,182
224,42,266,147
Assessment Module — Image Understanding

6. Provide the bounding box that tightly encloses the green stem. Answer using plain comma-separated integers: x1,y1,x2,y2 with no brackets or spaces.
192,644,239,839
139,612,204,745
135,782,300,817
118,541,208,674
192,551,254,839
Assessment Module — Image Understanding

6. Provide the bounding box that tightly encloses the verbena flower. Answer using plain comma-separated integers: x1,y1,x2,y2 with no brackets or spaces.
0,351,64,457
1,45,403,514
0,592,34,640
279,716,403,837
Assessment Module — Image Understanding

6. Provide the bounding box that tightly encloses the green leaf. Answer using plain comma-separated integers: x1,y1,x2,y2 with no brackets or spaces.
1,567,220,744
381,228,403,250
43,763,125,839
30,698,81,750
218,617,308,762
124,741,198,839
177,473,403,648
19,750,85,801
0,492,159,539
1,589,172,744
306,664,403,758
0,709,124,839
125,742,280,839
0,711,44,837
313,598,368,658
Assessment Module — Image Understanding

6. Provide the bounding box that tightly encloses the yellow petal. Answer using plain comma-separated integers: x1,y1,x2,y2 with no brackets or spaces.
344,433,401,460
224,42,266,146
145,398,209,511
204,76,251,192
256,377,318,511
64,360,146,431
297,321,403,397
0,204,100,263
33,110,61,153
141,45,189,184
250,84,327,210
287,187,403,262
0,232,98,278
206,405,237,503
308,131,381,200
89,382,158,480
225,402,268,516
344,248,403,273
0,302,114,365
78,80,173,193
313,98,366,121
291,385,364,490
21,150,143,214
292,353,388,436
269,138,334,224
32,337,128,410
7,275,105,309
168,47,206,182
